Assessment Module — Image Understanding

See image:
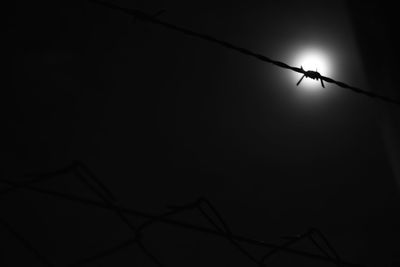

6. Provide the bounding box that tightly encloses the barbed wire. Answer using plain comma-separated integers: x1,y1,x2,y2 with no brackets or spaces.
88,0,400,107
1,162,366,266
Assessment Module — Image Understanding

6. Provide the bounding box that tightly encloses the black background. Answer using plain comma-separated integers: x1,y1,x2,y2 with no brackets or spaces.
3,0,400,266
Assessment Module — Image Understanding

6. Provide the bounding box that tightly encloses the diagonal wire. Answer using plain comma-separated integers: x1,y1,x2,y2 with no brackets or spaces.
308,228,343,266
2,162,134,231
0,177,365,267
158,197,261,265
69,163,164,267
194,198,262,266
0,178,364,267
70,196,201,266
308,234,335,260
0,161,115,201
116,197,261,265
195,198,231,233
0,164,74,196
1,162,163,267
88,0,400,107
259,229,312,264
259,228,343,266
71,197,237,266
72,161,117,201
0,216,55,267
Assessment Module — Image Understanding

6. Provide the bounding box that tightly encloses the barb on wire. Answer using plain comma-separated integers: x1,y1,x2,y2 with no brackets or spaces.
0,216,55,267
296,66,325,88
89,0,400,107
0,176,365,267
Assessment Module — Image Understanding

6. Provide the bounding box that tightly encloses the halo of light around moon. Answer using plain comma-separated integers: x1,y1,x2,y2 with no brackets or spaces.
290,47,334,92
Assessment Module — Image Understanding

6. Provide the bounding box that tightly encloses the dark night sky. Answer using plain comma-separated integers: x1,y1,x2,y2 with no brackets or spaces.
3,0,400,266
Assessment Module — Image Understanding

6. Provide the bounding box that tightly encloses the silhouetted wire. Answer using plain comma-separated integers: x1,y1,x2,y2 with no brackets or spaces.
89,0,400,107
73,197,245,266
309,228,343,266
194,198,262,265
308,234,334,260
0,177,366,267
0,161,115,201
0,165,73,196
72,161,117,201
0,216,55,267
259,229,311,264
64,163,165,267
2,162,163,267
196,198,231,232
75,165,163,267
167,197,260,264
136,241,165,267
260,228,343,267
71,193,201,265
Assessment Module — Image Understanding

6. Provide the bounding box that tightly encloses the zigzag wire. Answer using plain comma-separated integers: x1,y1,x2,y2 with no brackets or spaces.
1,162,163,267
0,176,366,267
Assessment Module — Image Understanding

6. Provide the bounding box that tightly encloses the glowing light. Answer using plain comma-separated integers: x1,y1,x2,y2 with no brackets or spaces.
290,47,334,92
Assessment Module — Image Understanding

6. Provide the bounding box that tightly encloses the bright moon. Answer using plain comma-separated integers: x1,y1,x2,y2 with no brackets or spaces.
291,47,334,92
